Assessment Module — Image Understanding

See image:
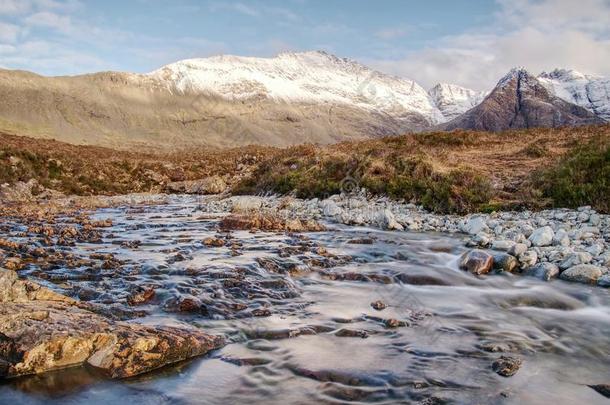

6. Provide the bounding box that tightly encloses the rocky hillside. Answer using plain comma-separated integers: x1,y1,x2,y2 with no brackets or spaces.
439,68,604,131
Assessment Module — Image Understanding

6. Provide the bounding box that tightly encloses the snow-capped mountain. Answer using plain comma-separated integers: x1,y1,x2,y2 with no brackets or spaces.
538,69,610,121
427,83,488,121
149,51,445,126
0,52,608,151
439,67,603,131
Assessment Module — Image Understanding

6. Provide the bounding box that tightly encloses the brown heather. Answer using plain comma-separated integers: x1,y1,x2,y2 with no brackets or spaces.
1,124,609,214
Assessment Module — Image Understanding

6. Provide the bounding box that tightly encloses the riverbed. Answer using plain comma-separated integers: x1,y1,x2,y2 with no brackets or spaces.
1,196,609,404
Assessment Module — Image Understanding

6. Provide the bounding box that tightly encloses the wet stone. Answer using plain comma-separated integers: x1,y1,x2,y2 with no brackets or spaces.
492,356,522,377
370,300,387,311
459,249,493,275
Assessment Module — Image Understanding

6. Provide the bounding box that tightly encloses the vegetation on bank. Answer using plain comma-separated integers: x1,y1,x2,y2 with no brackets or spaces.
0,133,271,195
536,136,610,213
1,125,609,214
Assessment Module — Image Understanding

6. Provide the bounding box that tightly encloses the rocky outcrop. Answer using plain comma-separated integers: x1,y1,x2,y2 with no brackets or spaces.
0,268,224,379
439,68,603,131
219,212,325,232
166,176,227,195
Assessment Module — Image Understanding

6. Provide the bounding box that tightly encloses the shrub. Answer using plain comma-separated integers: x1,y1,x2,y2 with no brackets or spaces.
537,137,609,213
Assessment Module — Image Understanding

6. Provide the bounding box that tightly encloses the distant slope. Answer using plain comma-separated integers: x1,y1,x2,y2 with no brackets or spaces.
428,83,487,121
0,52,444,151
439,68,603,131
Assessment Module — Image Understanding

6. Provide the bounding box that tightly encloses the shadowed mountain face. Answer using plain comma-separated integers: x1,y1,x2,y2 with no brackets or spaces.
439,68,604,132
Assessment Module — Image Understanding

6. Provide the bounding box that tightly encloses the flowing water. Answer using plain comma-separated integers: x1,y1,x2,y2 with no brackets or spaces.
1,196,609,404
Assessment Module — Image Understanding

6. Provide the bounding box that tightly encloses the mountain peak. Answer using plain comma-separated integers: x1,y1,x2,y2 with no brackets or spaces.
497,67,534,87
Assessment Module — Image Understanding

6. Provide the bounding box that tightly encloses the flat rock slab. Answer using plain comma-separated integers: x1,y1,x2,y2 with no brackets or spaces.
0,269,224,379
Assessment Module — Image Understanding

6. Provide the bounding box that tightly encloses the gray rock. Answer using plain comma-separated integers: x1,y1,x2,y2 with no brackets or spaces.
524,263,560,281
462,217,489,235
552,229,570,247
375,209,403,231
519,224,535,238
518,250,538,268
509,243,528,257
589,213,601,226
321,200,342,217
597,274,610,288
473,233,491,247
166,176,227,195
492,240,516,251
528,226,554,247
559,252,593,270
560,264,603,284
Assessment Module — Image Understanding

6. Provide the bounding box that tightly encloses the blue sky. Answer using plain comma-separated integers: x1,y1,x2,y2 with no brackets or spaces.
0,0,608,89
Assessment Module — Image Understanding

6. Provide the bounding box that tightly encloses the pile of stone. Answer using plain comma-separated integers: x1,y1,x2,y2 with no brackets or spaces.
196,193,609,287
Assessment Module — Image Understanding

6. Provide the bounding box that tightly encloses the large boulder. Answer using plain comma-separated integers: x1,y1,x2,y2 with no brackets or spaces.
459,250,493,275
560,264,603,284
0,269,224,379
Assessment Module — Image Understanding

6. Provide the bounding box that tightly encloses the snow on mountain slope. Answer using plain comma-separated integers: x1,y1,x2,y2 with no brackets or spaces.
149,51,445,125
538,69,610,121
427,83,488,121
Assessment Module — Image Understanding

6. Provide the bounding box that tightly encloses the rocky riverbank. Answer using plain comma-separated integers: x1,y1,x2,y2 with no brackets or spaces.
0,267,224,379
0,190,608,382
199,192,610,287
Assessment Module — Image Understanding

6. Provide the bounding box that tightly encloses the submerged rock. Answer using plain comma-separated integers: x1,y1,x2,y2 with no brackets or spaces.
370,300,387,311
459,250,493,275
492,356,522,377
0,268,224,379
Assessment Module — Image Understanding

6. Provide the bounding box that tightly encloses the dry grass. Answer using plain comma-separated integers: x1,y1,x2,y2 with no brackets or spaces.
1,124,609,213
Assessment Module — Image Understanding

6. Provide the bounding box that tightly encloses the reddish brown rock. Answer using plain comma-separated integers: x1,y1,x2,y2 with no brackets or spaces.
459,249,494,275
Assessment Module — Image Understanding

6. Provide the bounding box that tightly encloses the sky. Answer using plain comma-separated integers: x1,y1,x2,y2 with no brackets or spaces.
0,0,609,90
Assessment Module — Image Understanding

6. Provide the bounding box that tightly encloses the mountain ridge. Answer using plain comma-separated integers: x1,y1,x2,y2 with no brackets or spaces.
0,52,607,150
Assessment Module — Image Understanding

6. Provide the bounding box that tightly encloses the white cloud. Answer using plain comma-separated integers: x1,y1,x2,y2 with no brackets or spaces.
369,0,610,91
0,22,20,42
24,11,74,34
0,0,30,15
